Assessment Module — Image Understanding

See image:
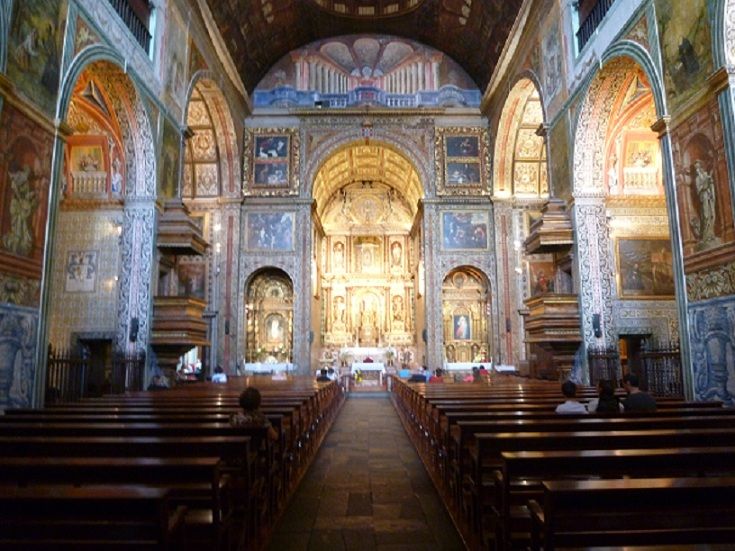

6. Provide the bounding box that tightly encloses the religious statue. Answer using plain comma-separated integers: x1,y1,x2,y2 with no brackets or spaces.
333,242,344,270
392,295,404,322
391,241,402,267
332,296,345,328
3,165,38,257
693,160,717,244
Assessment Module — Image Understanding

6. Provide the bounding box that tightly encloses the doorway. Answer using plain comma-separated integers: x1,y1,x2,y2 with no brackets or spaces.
77,338,113,396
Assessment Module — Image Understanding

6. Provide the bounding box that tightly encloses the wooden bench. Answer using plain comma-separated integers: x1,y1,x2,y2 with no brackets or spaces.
0,484,186,549
528,477,735,550
497,446,735,548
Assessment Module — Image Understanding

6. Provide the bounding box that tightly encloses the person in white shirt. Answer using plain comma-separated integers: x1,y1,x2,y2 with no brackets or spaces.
212,365,228,383
555,380,588,414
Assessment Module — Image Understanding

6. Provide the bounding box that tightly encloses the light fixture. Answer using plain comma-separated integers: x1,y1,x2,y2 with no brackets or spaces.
213,222,222,233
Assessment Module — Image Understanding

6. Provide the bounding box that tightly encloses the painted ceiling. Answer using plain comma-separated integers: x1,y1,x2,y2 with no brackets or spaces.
205,0,523,94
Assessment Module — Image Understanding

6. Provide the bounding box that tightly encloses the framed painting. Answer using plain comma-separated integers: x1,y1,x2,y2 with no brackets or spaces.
435,127,490,196
243,128,299,196
66,135,110,196
246,212,295,252
441,211,489,250
528,260,555,296
65,250,98,293
616,238,675,298
452,314,471,340
177,260,207,299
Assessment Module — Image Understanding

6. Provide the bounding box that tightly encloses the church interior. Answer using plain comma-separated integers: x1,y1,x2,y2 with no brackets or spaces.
1,0,735,549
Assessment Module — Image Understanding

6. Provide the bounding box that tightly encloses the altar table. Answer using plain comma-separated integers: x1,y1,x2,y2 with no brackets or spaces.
443,362,493,371
351,362,386,385
244,362,294,374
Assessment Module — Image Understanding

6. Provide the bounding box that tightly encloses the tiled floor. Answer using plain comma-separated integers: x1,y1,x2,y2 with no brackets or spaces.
268,393,466,550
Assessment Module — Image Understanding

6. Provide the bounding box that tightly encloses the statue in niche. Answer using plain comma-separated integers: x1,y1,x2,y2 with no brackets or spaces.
691,159,718,245
391,241,402,267
332,242,344,271
332,296,345,328
392,295,404,322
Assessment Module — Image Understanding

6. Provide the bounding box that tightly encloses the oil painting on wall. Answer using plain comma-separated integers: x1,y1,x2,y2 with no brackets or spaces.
529,261,555,296
243,129,299,196
0,105,54,277
159,118,181,199
452,314,471,340
7,0,68,116
165,5,188,106
436,128,489,196
177,260,206,299
616,238,675,298
655,0,712,112
441,211,489,250
246,212,294,251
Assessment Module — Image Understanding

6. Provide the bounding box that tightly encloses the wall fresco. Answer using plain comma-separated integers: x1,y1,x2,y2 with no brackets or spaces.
0,104,54,278
254,35,480,109
6,0,68,117
158,118,181,199
655,0,713,113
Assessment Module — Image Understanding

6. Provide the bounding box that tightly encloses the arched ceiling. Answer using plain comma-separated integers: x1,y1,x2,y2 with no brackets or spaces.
204,0,522,93
313,142,422,231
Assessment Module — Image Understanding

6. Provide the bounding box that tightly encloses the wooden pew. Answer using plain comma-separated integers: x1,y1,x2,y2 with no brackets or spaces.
498,447,735,548
528,477,735,550
0,484,186,549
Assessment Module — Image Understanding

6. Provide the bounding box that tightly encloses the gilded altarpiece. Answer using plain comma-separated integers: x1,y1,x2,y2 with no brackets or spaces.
441,269,490,363
244,272,293,363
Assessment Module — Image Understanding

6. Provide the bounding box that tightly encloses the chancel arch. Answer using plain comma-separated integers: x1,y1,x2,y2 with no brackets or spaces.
244,268,294,364
312,141,424,368
571,53,684,384
441,267,491,364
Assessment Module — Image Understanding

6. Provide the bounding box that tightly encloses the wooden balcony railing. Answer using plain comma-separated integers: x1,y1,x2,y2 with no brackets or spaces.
107,0,152,54
576,0,616,51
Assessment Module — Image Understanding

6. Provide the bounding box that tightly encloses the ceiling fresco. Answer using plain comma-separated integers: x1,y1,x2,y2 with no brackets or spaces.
205,0,523,94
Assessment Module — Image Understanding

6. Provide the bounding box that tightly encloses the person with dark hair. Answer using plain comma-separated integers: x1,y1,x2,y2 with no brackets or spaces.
230,386,277,440
621,373,657,412
555,380,588,414
587,379,622,413
327,367,337,381
211,365,227,383
316,368,330,382
429,368,444,383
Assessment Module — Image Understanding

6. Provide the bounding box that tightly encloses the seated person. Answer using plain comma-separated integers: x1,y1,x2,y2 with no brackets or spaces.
316,368,331,382
429,368,444,383
621,373,657,412
555,380,588,414
147,374,168,391
230,387,278,441
211,365,228,383
327,367,338,381
587,379,622,413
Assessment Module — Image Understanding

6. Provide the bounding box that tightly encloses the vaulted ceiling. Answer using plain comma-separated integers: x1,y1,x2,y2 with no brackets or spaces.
206,0,523,94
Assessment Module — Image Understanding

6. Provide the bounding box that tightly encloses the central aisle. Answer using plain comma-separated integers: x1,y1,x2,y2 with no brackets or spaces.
269,394,465,550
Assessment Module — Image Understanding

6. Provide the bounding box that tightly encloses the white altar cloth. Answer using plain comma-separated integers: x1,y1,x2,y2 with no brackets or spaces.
244,362,294,373
351,362,386,373
443,362,494,371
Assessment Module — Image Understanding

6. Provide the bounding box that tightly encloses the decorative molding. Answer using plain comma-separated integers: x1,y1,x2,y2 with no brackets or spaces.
686,261,735,302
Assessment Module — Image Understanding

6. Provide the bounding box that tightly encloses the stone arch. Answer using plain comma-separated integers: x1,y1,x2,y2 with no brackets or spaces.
183,72,240,197
440,265,493,364
242,267,296,366
493,75,548,197
571,47,684,375
303,130,431,200
48,54,157,359
714,0,735,67
573,48,666,196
